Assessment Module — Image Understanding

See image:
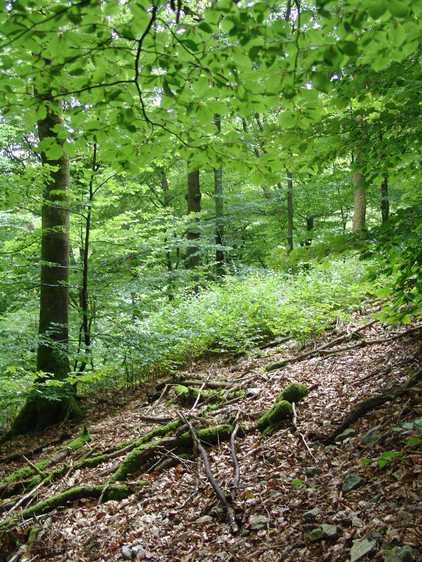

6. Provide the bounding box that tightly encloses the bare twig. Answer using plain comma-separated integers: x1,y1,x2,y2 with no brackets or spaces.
291,403,316,461
177,412,238,533
21,456,46,477
8,477,47,514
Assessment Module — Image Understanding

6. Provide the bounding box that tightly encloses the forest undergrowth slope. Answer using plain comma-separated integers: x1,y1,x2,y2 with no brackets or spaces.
0,312,421,562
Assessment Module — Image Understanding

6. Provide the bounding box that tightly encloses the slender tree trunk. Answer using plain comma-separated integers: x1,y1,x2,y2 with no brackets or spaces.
352,166,366,234
213,114,225,276
11,101,81,435
78,144,97,373
287,171,294,253
185,168,201,269
305,215,314,246
380,174,389,224
159,168,175,300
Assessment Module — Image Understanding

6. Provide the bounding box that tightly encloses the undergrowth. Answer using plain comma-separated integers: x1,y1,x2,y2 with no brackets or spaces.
0,255,374,432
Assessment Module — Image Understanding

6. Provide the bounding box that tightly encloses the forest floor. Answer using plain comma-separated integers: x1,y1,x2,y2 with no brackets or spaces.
0,312,421,562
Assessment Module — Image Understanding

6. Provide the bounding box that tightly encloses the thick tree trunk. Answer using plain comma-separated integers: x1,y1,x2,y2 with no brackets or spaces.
287,171,294,253
380,174,389,224
352,160,366,234
214,114,225,276
11,102,81,435
185,168,201,269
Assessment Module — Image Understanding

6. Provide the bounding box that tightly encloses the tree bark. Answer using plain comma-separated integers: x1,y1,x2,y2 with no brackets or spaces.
352,163,366,234
185,168,201,269
380,174,389,224
214,114,225,276
10,99,81,435
287,171,294,253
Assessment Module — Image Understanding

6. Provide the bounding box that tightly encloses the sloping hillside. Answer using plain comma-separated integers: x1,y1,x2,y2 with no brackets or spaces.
1,315,420,562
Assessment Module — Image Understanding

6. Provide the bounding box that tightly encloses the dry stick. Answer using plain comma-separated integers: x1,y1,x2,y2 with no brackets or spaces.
144,383,169,413
177,412,238,534
21,456,46,478
191,381,207,411
267,321,419,373
7,477,47,514
139,414,173,424
291,403,316,461
229,417,241,495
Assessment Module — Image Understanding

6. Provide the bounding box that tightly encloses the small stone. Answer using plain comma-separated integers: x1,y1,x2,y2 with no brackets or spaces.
121,546,133,560
342,473,363,492
362,426,382,447
350,538,377,562
307,524,339,541
336,428,357,442
304,507,320,523
320,524,339,539
384,545,414,562
246,387,260,397
249,514,269,530
195,515,213,525
304,466,320,477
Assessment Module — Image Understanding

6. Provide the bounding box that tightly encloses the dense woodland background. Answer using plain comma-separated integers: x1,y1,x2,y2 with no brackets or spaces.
0,0,420,434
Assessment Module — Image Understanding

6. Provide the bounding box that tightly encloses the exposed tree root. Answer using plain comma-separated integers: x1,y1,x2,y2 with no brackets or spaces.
320,369,422,444
112,423,234,481
0,484,133,533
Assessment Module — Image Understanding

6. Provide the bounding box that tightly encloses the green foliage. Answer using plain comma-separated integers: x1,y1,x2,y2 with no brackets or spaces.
366,206,422,323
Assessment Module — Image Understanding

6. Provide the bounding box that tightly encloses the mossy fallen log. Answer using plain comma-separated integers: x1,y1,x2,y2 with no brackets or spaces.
0,429,91,500
0,484,132,533
257,400,293,433
278,383,309,403
257,383,309,433
112,423,234,481
174,384,232,406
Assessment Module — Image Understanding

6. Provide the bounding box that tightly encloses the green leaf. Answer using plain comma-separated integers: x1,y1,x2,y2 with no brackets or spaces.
366,0,388,19
198,21,213,33
388,1,410,17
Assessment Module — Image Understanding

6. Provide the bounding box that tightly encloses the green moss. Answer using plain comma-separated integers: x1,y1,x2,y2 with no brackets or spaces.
111,419,182,481
22,484,131,518
2,459,49,485
65,427,91,451
279,383,309,403
174,384,224,406
178,424,234,448
257,400,293,432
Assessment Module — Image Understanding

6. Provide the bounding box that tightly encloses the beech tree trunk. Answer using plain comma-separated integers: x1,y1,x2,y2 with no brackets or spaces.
11,101,81,435
352,165,366,234
185,168,201,269
287,171,294,253
380,174,389,224
214,114,225,276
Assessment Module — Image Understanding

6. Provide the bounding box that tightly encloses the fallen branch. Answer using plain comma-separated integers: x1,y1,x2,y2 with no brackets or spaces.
178,412,238,533
229,416,241,494
266,322,420,372
320,369,422,444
